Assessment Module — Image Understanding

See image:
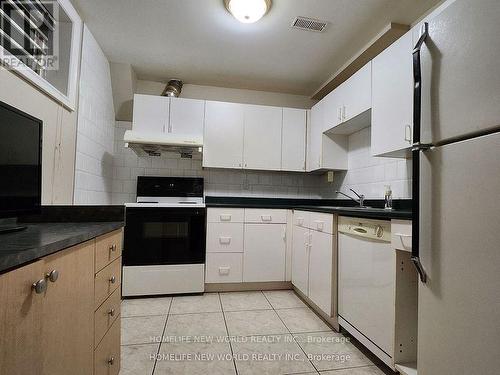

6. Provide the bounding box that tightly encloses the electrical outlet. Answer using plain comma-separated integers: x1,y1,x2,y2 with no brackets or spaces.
327,171,334,183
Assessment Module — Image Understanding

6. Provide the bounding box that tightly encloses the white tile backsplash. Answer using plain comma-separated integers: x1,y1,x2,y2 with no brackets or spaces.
74,26,116,205
327,127,412,199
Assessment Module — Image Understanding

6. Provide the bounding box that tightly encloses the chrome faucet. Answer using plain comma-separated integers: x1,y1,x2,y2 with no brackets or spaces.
336,189,366,208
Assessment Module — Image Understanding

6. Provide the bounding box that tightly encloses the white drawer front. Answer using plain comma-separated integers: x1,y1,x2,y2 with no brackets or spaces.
310,212,334,234
244,209,287,224
207,223,244,253
293,210,310,228
391,219,412,252
207,208,245,223
205,253,243,283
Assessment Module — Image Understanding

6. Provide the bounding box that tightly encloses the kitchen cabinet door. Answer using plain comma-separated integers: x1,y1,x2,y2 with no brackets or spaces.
291,225,310,296
309,230,333,315
42,241,95,375
0,260,44,375
322,86,342,131
243,224,286,282
282,108,307,172
341,62,372,123
132,94,170,134
203,101,244,169
307,101,323,171
244,105,283,171
372,31,413,157
169,97,205,138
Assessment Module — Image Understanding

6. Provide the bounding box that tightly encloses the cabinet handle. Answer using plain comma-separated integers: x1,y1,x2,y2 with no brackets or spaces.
282,227,287,241
109,276,116,284
219,237,231,245
109,244,117,252
45,270,59,283
108,308,116,317
314,220,325,231
108,357,115,366
337,107,342,122
261,215,272,222
405,125,412,142
220,214,232,222
32,278,47,294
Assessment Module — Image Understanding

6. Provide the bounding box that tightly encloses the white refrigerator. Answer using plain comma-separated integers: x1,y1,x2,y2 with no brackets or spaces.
412,0,500,374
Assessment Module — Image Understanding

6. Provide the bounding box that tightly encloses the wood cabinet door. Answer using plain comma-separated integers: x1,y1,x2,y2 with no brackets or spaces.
203,101,244,169
371,31,413,157
243,224,286,282
291,226,309,296
132,94,170,134
309,230,333,315
282,108,307,172
0,260,44,375
243,104,283,171
41,241,95,375
169,97,205,137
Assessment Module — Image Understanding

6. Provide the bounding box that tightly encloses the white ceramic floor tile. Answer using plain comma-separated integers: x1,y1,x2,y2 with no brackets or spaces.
220,291,272,311
121,297,172,317
169,293,222,315
263,290,306,309
232,334,316,375
154,341,236,375
164,312,228,342
320,365,386,374
276,308,331,333
121,315,166,345
120,343,158,375
225,310,288,337
294,332,374,371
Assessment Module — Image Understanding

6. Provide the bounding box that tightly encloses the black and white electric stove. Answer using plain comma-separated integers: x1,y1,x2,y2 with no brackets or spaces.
123,177,206,297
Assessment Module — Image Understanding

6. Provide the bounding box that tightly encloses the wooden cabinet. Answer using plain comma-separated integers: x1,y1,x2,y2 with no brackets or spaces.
42,241,94,375
133,94,170,134
243,223,286,282
203,101,245,169
372,31,413,157
282,108,307,172
169,97,205,137
243,104,283,171
0,229,123,375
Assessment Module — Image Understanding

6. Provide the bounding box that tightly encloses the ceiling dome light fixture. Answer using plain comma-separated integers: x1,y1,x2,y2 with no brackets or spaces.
224,0,272,24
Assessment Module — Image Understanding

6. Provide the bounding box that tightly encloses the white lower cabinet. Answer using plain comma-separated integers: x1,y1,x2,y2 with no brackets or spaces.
205,253,243,283
291,210,335,317
243,223,286,282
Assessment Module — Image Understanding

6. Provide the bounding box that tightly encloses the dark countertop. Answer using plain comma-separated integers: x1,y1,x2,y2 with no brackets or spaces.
205,196,412,220
0,221,124,274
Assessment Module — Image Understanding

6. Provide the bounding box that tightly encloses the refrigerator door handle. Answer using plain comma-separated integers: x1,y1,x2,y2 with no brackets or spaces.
412,22,429,283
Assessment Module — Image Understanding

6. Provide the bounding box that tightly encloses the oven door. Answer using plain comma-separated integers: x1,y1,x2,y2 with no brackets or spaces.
124,207,206,266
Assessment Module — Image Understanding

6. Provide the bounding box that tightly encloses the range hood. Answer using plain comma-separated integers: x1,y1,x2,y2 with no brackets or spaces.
124,130,203,157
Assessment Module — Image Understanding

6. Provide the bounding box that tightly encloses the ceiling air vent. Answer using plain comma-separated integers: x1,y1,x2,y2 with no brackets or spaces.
291,16,328,33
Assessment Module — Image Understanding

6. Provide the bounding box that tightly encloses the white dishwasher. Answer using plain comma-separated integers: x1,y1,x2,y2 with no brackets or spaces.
338,216,395,359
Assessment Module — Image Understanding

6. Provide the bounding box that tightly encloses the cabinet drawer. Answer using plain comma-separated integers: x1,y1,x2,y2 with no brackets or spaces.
391,220,412,252
94,318,120,375
95,230,123,273
244,209,287,224
207,223,244,253
293,210,310,228
207,208,245,223
95,257,121,309
205,253,243,283
310,212,334,234
95,288,121,348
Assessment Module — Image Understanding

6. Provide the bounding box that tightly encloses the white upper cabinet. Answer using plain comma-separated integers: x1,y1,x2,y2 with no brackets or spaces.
372,31,413,157
307,102,323,171
132,94,170,134
169,97,205,138
243,105,283,171
282,108,307,172
323,88,342,131
203,101,245,169
341,62,372,123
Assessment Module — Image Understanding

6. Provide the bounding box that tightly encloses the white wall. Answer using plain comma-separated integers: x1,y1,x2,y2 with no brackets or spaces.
74,26,116,204
112,121,326,204
328,127,412,199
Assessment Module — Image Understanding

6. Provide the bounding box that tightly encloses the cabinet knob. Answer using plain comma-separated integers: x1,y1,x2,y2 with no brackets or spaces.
109,276,116,284
45,270,59,283
108,356,115,366
108,308,115,317
32,278,47,294
109,244,117,252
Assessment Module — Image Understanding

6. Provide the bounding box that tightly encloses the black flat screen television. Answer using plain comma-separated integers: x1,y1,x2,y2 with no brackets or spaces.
0,101,42,219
